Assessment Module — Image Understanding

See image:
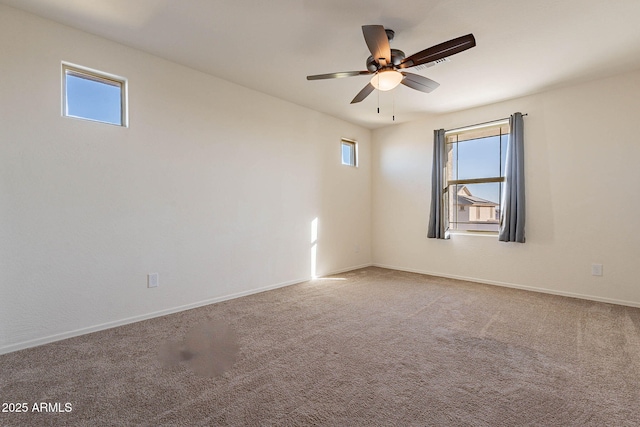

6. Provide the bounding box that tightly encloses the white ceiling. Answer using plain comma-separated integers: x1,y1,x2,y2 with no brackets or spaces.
4,0,640,129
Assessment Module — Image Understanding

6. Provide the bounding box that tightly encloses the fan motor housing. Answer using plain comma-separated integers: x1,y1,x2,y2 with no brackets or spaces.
366,49,406,72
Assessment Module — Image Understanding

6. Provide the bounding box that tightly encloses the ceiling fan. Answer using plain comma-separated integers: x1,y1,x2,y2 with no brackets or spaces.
307,25,476,104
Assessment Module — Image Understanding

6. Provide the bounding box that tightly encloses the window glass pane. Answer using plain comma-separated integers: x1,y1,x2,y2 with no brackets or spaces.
342,144,351,165
447,124,508,143
448,184,459,229
341,141,355,166
448,182,501,232
500,133,509,177
446,142,457,181
463,182,501,206
65,71,122,125
443,187,450,234
457,135,501,180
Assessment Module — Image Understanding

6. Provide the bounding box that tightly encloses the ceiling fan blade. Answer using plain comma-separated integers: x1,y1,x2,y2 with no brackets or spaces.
399,34,476,69
307,71,371,80
362,25,391,64
401,72,440,93
350,83,375,104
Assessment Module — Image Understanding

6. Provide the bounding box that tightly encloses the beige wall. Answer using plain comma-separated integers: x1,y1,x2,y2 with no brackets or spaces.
0,5,372,353
372,68,640,306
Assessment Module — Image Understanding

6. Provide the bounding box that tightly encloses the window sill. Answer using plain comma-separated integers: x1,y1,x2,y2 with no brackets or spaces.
448,230,498,237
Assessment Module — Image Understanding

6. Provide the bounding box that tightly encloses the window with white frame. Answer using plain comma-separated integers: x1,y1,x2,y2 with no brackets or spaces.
62,63,127,126
341,139,357,167
444,120,509,233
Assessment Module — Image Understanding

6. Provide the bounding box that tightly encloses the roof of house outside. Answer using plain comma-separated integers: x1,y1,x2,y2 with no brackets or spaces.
456,185,498,207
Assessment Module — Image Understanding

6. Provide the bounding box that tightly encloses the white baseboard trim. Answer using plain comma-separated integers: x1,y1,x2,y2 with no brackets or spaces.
1,262,376,356
372,263,640,309
0,275,309,356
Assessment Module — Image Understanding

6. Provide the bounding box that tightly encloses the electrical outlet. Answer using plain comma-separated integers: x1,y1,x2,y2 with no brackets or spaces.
148,273,159,288
354,244,360,253
591,264,603,277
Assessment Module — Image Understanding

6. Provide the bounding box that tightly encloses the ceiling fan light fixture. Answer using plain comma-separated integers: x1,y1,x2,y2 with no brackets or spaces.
306,26,476,105
371,70,403,91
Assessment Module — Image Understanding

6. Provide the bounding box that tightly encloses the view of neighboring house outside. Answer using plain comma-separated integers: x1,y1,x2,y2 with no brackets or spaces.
450,185,499,232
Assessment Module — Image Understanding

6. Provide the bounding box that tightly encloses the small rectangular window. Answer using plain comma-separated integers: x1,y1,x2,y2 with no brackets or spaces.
341,139,357,167
62,63,127,126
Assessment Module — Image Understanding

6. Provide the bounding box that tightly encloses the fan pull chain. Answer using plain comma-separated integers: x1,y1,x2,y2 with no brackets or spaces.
376,73,380,114
392,90,395,121
377,76,380,114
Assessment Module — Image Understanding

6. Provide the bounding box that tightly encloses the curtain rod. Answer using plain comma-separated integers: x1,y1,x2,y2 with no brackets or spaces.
445,113,528,133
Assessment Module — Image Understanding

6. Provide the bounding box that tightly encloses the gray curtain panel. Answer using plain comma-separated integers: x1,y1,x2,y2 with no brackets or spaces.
427,129,448,239
499,112,525,242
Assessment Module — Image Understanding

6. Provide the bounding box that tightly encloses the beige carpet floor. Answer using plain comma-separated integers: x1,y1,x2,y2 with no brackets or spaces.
1,267,640,426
